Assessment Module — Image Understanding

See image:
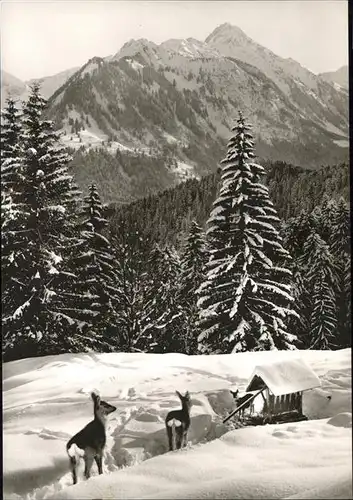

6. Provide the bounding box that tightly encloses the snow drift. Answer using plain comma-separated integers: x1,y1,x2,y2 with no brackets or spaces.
3,348,351,499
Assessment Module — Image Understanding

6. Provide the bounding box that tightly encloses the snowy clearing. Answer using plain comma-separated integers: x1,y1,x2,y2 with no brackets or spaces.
126,58,144,72
333,139,349,148
172,161,199,181
162,132,179,144
61,128,104,150
61,128,136,154
333,82,347,93
3,348,351,500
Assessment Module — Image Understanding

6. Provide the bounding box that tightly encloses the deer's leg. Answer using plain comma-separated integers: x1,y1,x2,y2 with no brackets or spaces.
94,453,103,475
69,456,77,485
182,431,188,448
166,426,173,451
84,449,94,480
175,428,183,450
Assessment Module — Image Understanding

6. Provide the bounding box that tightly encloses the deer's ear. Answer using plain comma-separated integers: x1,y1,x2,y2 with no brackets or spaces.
91,392,100,404
185,391,190,398
175,390,182,399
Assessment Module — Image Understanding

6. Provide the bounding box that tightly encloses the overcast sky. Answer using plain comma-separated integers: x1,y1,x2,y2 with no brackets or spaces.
1,1,348,81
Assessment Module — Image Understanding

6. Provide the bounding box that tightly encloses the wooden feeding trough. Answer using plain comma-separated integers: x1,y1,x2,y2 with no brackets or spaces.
223,358,321,425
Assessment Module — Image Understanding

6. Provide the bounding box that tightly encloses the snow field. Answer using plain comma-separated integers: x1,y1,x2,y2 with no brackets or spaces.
3,348,351,499
172,160,199,181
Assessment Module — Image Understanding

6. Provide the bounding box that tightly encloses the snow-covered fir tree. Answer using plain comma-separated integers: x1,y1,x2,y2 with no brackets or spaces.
134,243,164,352
155,245,183,352
1,190,24,323
139,244,183,353
282,198,350,350
329,198,350,346
2,84,103,360
301,232,338,349
110,224,150,351
1,97,23,191
342,257,351,345
1,98,26,321
67,183,118,346
179,220,206,354
198,113,298,354
316,195,338,243
329,198,350,270
281,211,316,347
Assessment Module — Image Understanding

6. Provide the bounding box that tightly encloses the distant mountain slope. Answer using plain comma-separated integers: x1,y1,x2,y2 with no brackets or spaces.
319,65,348,90
2,23,349,205
44,24,348,203
1,70,29,107
1,67,78,107
27,67,79,99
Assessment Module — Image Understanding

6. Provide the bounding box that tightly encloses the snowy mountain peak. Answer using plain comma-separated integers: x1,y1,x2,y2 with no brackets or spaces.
205,22,249,44
205,23,321,93
160,37,220,59
112,38,168,68
115,39,159,58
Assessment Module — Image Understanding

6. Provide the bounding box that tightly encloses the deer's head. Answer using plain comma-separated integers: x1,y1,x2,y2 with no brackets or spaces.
91,392,116,416
176,390,192,410
230,389,239,400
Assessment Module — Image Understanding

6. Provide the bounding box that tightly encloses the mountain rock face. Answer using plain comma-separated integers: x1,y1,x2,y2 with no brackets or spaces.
319,65,348,90
3,24,349,204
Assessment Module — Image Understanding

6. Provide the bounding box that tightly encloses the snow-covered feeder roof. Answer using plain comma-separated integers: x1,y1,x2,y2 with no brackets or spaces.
245,358,321,396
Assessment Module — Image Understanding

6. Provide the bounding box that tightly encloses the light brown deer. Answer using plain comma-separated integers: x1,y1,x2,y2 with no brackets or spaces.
165,391,192,451
66,392,116,484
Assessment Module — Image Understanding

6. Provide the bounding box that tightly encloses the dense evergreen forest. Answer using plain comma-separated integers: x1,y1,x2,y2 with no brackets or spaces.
1,86,350,362
107,160,349,247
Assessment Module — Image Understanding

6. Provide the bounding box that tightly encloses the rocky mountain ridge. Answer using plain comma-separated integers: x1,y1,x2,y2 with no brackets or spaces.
319,65,348,90
1,23,348,204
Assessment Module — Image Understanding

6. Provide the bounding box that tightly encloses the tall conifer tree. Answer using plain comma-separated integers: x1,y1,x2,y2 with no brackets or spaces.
329,198,350,346
1,97,23,191
70,183,118,340
198,113,298,354
302,232,338,349
2,84,102,359
179,220,206,354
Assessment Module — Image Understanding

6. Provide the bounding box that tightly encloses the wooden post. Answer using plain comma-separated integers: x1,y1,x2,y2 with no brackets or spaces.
298,392,303,415
260,389,267,413
285,394,291,412
268,390,274,417
290,393,295,411
293,392,301,413
274,395,280,414
263,388,273,423
292,392,298,411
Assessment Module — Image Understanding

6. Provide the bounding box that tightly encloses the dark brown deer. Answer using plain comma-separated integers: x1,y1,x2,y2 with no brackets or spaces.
230,389,255,418
165,391,192,451
66,392,116,485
